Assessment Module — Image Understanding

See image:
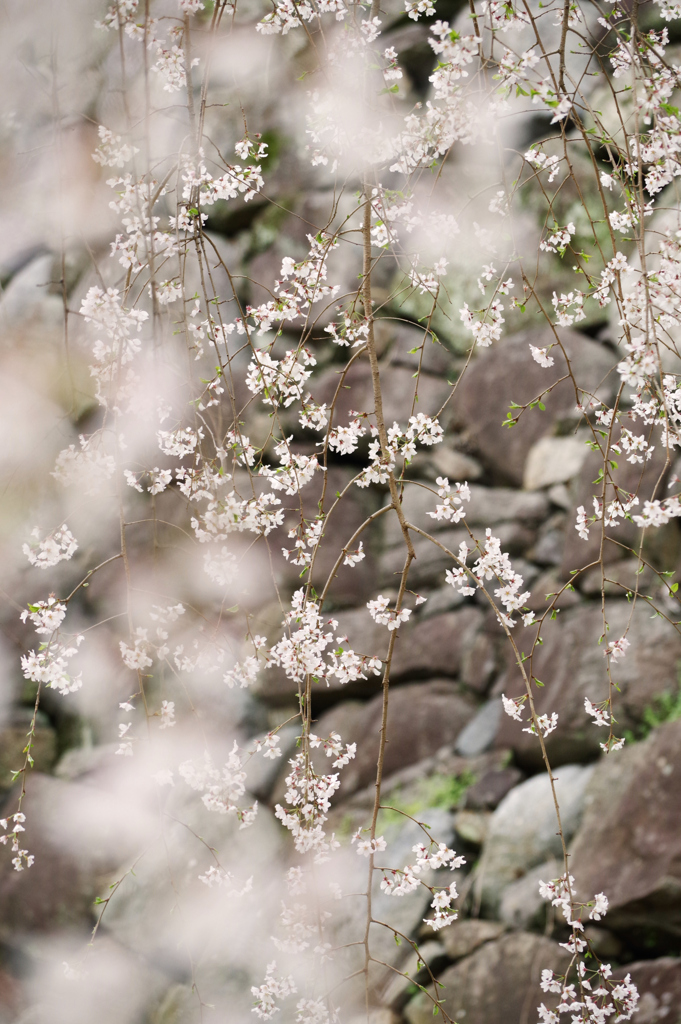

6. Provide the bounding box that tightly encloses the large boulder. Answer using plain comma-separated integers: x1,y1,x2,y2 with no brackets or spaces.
614,957,681,1021
569,719,681,952
403,931,570,1024
310,681,477,798
375,318,456,378
493,600,681,767
474,764,593,914
450,328,616,487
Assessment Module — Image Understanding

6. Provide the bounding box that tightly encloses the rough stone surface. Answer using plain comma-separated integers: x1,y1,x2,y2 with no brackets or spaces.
436,917,503,962
475,764,593,913
403,932,570,1024
499,858,560,931
460,630,499,695
530,513,567,566
494,600,681,767
523,435,589,490
437,918,507,961
450,328,616,486
455,699,502,757
453,809,490,847
569,719,681,950
314,357,452,428
382,941,448,1009
613,957,681,1023
425,444,483,483
311,681,477,798
0,966,22,1024
375,318,455,377
463,766,524,810
382,485,549,547
379,521,536,587
560,445,672,577
579,557,655,596
524,568,581,612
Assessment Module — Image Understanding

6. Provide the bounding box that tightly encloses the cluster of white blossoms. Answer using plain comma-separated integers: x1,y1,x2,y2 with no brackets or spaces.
459,298,505,348
367,595,411,631
91,125,139,167
179,746,257,828
537,876,639,1022
246,237,339,336
21,635,84,697
446,528,535,630
428,476,470,524
20,598,67,634
0,814,33,871
379,839,466,930
274,751,343,862
23,525,78,568
501,694,558,739
267,590,382,686
251,962,297,1020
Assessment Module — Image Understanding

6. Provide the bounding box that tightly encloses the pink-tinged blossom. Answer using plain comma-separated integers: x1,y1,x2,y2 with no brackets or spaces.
529,344,555,367
21,598,67,635
539,221,575,254
120,630,153,671
428,476,470,523
575,505,589,540
367,595,411,630
405,0,434,17
523,712,559,738
251,962,297,1019
590,892,609,920
604,636,630,661
92,125,138,167
585,698,611,726
343,542,365,567
501,693,524,721
159,700,175,729
253,733,282,760
23,525,78,568
353,834,387,857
